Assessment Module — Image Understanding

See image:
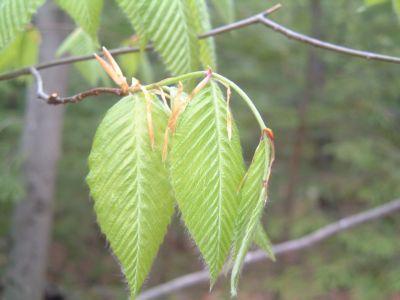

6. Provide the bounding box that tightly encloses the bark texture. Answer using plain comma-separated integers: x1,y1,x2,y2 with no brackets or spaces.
3,3,69,299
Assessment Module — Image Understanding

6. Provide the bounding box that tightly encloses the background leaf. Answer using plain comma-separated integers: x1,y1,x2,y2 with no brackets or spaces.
0,0,45,50
54,0,103,40
56,28,106,85
170,81,245,282
118,37,154,83
87,94,174,297
0,26,40,73
231,138,273,296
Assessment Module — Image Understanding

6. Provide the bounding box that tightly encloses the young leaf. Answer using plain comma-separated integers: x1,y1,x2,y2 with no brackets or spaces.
116,0,215,74
187,0,216,69
87,94,174,298
210,0,235,23
231,137,273,296
54,0,103,40
170,81,245,282
57,28,106,85
254,223,275,261
0,0,45,50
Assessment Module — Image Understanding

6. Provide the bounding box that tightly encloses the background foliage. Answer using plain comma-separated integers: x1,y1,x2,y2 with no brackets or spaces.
0,0,399,299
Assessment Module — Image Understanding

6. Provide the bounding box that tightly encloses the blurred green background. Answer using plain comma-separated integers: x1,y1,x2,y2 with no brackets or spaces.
1,0,400,299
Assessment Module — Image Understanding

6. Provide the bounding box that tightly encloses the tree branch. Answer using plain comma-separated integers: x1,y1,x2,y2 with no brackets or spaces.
30,67,126,104
257,16,400,64
138,198,400,300
0,5,280,82
2,3,400,82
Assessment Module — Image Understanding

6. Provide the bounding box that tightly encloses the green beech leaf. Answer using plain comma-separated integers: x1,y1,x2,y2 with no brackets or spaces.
54,0,103,40
254,223,275,261
187,0,216,69
0,0,45,50
87,94,174,298
231,138,273,296
170,81,245,282
116,0,215,74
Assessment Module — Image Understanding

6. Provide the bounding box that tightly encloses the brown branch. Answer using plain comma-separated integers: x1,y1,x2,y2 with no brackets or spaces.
30,67,126,104
257,16,400,64
138,198,400,300
3,3,400,82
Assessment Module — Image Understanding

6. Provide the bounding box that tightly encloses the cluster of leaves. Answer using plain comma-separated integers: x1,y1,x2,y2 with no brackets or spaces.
86,72,274,298
216,1,400,298
0,0,235,80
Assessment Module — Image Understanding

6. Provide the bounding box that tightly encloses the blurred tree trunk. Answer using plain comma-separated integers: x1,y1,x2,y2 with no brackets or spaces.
282,0,325,239
3,3,69,300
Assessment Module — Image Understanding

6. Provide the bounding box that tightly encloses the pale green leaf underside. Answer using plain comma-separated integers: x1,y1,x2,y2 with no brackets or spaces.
254,223,275,261
0,0,45,50
116,0,214,74
56,28,106,85
231,139,272,296
54,0,103,40
87,94,174,297
170,82,245,282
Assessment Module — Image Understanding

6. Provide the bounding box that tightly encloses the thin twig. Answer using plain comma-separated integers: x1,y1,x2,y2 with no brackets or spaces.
257,16,400,64
0,46,151,81
0,5,280,82
1,3,399,82
30,67,126,104
138,198,400,300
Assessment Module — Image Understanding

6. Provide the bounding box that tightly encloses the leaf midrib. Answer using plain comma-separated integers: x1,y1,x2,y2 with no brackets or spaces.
131,95,144,292
210,85,224,273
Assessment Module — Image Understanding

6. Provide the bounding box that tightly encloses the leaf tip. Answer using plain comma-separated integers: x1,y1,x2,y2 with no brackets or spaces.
230,274,239,298
262,127,274,141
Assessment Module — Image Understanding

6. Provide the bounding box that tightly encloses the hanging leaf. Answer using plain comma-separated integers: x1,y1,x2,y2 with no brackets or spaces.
230,137,273,296
170,81,245,282
254,223,275,261
116,0,215,75
187,0,216,69
210,0,235,23
114,0,148,43
57,28,107,85
87,94,175,298
0,26,40,73
54,0,103,40
0,0,45,50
